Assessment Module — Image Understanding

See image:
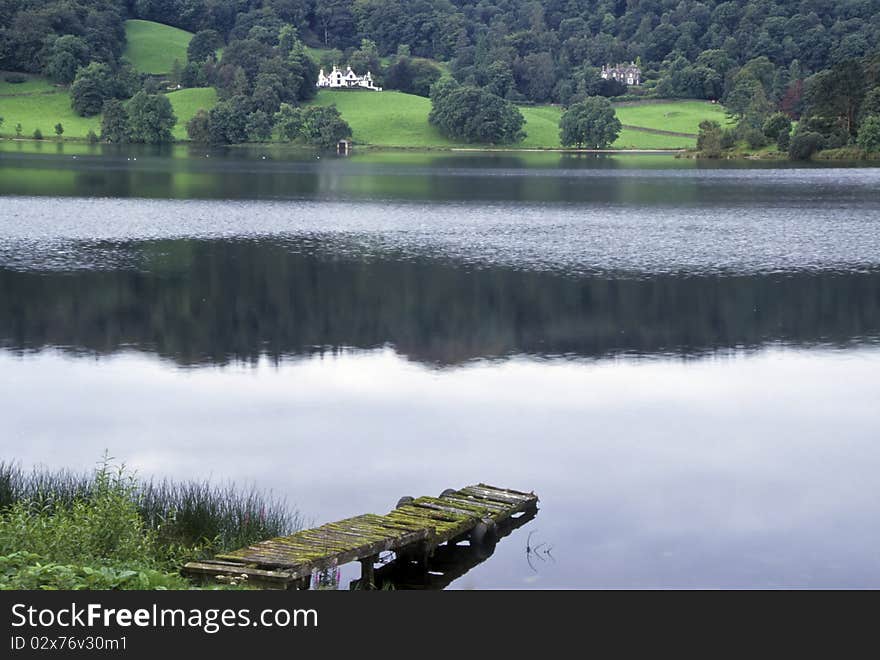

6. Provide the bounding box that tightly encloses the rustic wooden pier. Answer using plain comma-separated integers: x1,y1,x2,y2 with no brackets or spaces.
183,483,538,589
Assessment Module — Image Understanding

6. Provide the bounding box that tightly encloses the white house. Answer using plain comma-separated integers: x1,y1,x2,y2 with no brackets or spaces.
317,66,382,91
601,62,641,86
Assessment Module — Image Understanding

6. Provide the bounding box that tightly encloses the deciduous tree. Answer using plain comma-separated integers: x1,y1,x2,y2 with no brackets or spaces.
559,96,622,149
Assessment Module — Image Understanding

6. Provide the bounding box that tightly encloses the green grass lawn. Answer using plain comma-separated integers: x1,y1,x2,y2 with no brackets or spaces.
167,87,217,140
0,86,216,140
124,20,193,75
0,90,100,138
613,100,731,135
309,90,463,147
614,128,695,149
0,80,712,149
0,73,57,95
519,105,562,148
310,91,706,149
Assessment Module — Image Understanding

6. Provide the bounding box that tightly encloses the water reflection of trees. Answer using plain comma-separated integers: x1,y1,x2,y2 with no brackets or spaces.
1,240,879,366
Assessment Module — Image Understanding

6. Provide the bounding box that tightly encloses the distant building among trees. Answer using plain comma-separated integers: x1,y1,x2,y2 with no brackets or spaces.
601,63,642,86
317,66,382,91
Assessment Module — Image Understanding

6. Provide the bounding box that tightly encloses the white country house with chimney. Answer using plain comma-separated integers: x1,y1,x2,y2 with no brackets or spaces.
317,65,382,91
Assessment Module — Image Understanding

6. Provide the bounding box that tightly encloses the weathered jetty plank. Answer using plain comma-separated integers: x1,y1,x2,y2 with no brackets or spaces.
183,484,538,589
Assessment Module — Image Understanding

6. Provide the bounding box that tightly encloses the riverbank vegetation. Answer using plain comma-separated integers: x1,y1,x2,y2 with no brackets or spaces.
0,458,300,589
1,3,878,156
692,53,880,161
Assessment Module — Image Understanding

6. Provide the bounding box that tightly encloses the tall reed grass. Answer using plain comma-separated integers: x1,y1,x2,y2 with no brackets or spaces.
0,459,301,553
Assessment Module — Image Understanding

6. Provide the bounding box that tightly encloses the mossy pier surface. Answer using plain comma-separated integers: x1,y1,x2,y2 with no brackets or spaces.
183,484,538,589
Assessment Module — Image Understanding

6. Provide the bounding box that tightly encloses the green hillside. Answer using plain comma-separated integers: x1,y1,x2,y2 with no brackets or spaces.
167,87,217,140
0,85,215,140
0,88,100,138
309,90,461,148
0,73,56,95
309,90,717,149
124,20,193,75
614,100,731,135
518,105,563,148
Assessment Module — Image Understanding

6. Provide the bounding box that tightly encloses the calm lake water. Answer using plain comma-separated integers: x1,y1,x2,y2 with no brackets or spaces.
2,143,880,588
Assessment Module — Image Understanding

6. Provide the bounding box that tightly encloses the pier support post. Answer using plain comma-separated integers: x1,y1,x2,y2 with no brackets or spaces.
360,555,378,590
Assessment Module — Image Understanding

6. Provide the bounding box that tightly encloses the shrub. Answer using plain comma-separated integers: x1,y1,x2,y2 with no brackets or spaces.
763,112,792,140
776,129,791,152
789,131,823,160
743,127,767,149
0,461,157,565
0,552,190,590
4,73,27,84
696,120,723,157
101,99,131,143
720,128,737,149
186,109,211,143
32,128,43,140
856,115,880,153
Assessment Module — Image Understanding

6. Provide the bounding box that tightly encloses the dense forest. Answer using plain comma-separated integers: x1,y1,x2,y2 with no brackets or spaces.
1,1,879,149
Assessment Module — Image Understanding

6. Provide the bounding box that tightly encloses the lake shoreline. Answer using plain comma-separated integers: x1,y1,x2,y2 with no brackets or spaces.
4,136,880,163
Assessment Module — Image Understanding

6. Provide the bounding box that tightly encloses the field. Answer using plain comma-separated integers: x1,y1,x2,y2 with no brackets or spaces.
518,105,563,148
309,90,720,149
0,73,57,95
615,100,731,134
2,70,722,149
167,87,218,139
124,20,193,75
309,90,462,147
0,87,100,138
0,85,215,140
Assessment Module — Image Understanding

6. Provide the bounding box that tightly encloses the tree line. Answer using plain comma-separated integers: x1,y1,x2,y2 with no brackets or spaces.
697,51,880,158
5,1,879,106
2,1,878,148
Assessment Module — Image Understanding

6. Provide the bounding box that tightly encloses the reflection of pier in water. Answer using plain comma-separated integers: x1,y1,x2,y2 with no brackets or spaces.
350,506,539,590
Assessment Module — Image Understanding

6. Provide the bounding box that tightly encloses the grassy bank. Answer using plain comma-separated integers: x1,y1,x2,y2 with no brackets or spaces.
614,100,731,135
168,87,218,139
2,72,723,150
308,91,722,149
0,83,100,138
0,459,300,589
0,85,215,140
124,19,193,75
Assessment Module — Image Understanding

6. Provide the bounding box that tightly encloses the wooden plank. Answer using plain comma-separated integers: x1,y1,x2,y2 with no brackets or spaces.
414,496,491,516
183,562,296,584
395,504,471,523
460,486,533,506
442,496,508,513
478,483,538,500
220,526,431,572
411,500,485,519
467,484,536,502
